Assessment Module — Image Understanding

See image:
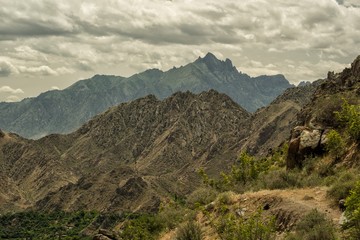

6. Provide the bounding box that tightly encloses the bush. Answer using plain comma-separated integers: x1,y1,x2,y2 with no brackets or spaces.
335,100,360,141
186,187,217,209
286,209,336,240
175,221,203,240
157,204,189,230
257,168,303,190
216,209,275,240
327,171,358,202
119,214,164,240
344,181,360,239
325,130,345,159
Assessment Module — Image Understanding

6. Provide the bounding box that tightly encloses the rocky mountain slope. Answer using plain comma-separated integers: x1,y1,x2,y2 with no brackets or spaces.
0,53,292,139
241,78,325,156
0,90,252,213
1,55,350,214
0,55,359,239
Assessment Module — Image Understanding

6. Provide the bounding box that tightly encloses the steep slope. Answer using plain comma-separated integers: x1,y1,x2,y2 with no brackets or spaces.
0,53,292,139
286,55,360,168
0,90,251,213
240,79,325,156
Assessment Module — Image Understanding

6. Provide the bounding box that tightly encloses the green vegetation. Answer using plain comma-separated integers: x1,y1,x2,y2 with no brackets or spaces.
344,181,360,239
325,129,346,159
119,201,194,240
175,221,203,240
286,209,336,240
335,100,360,141
118,214,164,240
216,209,275,240
0,210,98,239
199,150,283,191
327,170,359,203
186,187,218,209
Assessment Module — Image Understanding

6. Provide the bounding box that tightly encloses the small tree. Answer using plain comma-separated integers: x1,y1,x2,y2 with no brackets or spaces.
335,100,360,141
325,130,345,159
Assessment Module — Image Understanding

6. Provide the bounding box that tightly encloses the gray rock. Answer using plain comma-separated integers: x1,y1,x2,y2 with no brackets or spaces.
299,129,322,151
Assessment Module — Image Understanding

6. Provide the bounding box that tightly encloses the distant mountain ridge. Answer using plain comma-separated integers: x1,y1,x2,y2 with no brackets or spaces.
0,55,359,214
0,53,293,139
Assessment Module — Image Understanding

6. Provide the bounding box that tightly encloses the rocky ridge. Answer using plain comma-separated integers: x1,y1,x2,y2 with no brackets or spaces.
0,53,292,139
0,90,251,213
287,55,360,168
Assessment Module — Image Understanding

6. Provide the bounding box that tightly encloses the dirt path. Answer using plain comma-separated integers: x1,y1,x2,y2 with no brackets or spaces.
159,187,342,240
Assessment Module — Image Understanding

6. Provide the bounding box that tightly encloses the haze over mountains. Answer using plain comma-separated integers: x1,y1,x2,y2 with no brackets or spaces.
0,53,292,139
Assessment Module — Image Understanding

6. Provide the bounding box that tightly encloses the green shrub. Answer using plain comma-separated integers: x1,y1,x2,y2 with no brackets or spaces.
344,181,360,239
335,100,360,141
186,187,218,209
286,209,336,240
119,214,164,240
325,130,346,159
327,171,358,202
257,168,303,190
157,204,189,230
175,221,203,240
216,209,275,240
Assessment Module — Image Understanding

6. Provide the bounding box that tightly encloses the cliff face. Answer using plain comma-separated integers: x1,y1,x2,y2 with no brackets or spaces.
286,56,360,169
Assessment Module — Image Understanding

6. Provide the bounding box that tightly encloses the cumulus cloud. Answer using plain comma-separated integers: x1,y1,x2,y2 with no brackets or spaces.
5,95,21,102
0,0,359,99
0,60,18,77
18,65,58,76
0,86,24,94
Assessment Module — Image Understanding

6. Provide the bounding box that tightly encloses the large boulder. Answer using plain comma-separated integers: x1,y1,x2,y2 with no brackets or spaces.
299,129,322,151
286,126,326,169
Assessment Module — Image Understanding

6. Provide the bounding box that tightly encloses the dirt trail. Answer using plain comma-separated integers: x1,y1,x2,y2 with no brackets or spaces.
160,187,342,240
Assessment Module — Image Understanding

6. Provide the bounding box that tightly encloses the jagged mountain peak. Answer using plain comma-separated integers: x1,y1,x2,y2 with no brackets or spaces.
0,53,291,139
195,52,236,72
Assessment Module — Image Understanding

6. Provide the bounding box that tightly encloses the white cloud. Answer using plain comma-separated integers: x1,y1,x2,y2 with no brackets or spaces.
18,65,58,76
0,0,358,99
0,86,24,94
5,95,21,102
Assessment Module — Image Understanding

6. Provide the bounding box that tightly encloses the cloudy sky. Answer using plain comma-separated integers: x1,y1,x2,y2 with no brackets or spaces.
0,0,359,102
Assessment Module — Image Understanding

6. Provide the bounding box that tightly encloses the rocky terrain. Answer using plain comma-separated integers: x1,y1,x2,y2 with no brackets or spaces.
0,55,359,239
0,53,292,139
0,90,252,213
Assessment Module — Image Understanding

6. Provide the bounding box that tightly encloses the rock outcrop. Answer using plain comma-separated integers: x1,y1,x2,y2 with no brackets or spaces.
287,55,360,169
286,127,327,169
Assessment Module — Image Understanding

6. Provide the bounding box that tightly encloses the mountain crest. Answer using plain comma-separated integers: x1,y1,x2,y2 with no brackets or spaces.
197,52,235,72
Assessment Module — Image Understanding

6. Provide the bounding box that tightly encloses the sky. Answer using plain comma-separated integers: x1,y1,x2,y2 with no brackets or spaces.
0,0,359,102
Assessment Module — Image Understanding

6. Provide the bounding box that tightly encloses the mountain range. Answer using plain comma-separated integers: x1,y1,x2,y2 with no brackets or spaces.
0,70,329,213
0,53,292,139
0,54,359,239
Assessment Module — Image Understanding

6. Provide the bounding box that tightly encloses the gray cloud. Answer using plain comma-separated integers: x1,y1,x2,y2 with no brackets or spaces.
0,60,18,77
0,0,359,102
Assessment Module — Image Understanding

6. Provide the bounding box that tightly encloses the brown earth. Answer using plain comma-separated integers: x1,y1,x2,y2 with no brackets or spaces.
160,187,342,240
